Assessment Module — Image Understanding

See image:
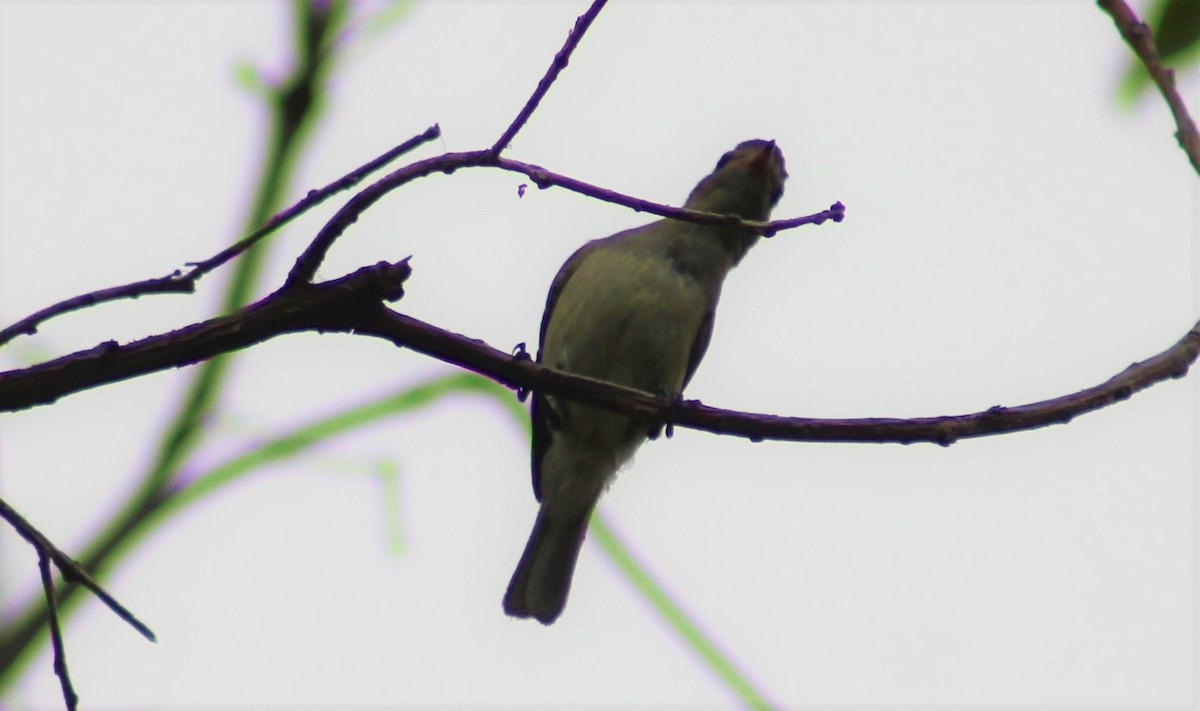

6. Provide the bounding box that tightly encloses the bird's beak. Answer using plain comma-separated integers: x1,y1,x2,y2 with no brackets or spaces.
750,140,777,172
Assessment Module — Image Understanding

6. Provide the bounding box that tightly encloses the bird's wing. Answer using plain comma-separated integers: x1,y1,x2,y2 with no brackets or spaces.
530,238,605,501
682,302,716,391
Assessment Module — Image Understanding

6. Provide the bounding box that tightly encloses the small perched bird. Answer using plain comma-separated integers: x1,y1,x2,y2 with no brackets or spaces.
503,140,788,624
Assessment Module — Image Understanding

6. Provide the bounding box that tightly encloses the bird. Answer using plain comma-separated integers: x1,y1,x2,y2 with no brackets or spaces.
503,140,788,624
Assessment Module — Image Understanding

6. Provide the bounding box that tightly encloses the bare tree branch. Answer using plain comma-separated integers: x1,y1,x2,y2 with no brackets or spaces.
38,551,77,711
493,155,845,236
0,125,440,347
185,124,440,282
345,312,1200,446
492,0,608,153
0,496,156,643
0,261,410,412
285,148,843,287
3,256,1195,446
1099,0,1200,173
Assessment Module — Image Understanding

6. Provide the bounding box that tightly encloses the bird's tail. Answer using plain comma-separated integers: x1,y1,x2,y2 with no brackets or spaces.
503,505,591,625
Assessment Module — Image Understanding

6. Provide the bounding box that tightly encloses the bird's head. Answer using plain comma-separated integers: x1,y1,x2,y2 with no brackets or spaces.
683,139,787,221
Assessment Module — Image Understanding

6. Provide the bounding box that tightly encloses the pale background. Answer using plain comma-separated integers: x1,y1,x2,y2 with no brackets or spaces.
0,1,1196,707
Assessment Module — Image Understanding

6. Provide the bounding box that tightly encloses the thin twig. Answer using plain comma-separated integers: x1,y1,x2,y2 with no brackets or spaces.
0,126,440,347
1099,0,1200,173
494,155,845,233
0,496,157,643
0,279,195,347
491,0,608,153
285,148,844,287
38,551,78,711
187,124,440,281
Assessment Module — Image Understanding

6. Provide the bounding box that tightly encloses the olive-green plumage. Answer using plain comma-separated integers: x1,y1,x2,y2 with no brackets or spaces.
504,140,788,624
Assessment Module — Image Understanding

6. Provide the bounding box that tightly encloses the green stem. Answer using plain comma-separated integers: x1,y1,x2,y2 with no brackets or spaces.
0,371,508,689
590,514,778,710
0,1,346,691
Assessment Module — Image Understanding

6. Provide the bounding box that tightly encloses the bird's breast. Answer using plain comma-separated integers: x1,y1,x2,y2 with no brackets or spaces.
543,245,710,395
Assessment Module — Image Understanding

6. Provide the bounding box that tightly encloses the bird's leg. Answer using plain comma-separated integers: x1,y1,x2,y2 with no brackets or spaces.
512,341,532,402
646,388,682,441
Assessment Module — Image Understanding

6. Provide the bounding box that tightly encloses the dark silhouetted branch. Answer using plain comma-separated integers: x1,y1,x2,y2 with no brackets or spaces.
0,125,439,347
492,0,608,153
0,496,156,644
38,551,77,711
1099,0,1200,173
6,258,1192,446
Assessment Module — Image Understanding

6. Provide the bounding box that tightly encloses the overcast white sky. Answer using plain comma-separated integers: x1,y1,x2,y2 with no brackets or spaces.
1,1,1197,708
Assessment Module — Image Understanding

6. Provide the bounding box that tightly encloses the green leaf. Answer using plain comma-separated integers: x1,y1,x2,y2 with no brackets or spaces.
1117,0,1200,104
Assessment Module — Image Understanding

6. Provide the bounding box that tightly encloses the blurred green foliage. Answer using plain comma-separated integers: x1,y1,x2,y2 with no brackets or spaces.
1119,0,1200,103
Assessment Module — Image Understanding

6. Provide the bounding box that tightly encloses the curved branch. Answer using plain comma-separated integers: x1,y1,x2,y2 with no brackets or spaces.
0,496,155,643
492,0,608,153
3,260,1195,447
493,156,845,236
285,149,844,286
0,261,411,412
350,311,1200,446
1100,0,1200,173
0,126,440,347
